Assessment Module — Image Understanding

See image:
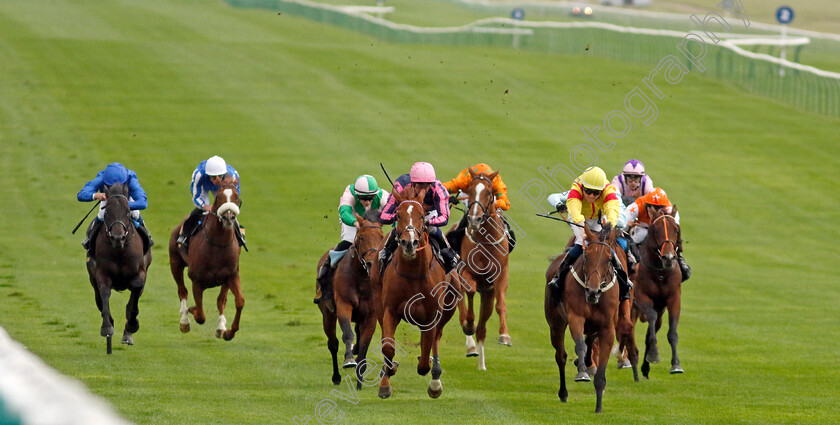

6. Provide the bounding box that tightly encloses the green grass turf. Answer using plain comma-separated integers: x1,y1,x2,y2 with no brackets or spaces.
0,0,839,424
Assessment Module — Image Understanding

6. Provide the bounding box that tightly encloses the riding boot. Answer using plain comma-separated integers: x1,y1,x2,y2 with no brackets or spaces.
678,253,691,282
378,229,397,276
177,208,204,247
548,244,582,294
82,219,103,252
611,254,633,301
440,247,458,274
136,224,154,251
446,214,468,255
502,215,516,253
314,263,333,305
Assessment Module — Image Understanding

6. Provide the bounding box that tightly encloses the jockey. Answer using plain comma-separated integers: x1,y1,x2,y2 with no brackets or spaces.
177,155,244,248
442,163,516,254
378,162,457,273
619,187,691,281
314,175,390,305
546,166,632,300
611,159,653,205
77,163,152,254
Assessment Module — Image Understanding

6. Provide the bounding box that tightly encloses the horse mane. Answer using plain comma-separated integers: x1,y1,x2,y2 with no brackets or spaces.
363,208,381,224
598,223,613,242
402,185,427,204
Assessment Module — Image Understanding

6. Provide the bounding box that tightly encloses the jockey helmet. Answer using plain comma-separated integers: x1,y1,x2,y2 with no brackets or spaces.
205,155,227,176
471,163,493,175
646,187,670,206
622,159,646,176
103,163,128,185
354,175,379,196
410,162,436,183
576,167,609,191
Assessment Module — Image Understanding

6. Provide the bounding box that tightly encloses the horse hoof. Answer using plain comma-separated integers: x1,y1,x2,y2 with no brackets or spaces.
574,372,591,382
427,379,442,399
179,323,190,333
586,366,597,376
617,358,632,369
466,346,478,357
101,327,114,337
121,334,134,345
646,353,660,364
215,329,223,339
343,359,357,369
498,334,512,346
378,386,392,399
222,330,235,341
670,366,685,374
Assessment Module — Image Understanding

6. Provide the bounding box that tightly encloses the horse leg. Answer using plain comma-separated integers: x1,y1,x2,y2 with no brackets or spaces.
215,286,229,338
427,328,443,399
667,297,683,374
354,314,377,390
378,308,400,399
222,276,244,341
568,315,590,382
475,288,495,371
95,274,114,338
189,281,206,325
463,291,478,357
122,280,144,345
586,334,598,376
170,247,190,333
494,272,511,346
594,326,615,413
417,329,434,376
615,299,634,372
337,304,356,369
321,306,341,385
640,305,659,379
550,325,569,402
353,322,360,356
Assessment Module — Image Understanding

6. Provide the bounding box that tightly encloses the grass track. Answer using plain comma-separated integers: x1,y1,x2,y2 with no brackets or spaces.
0,1,839,424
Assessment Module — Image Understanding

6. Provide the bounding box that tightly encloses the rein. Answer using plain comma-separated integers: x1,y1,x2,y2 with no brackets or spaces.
104,194,132,239
353,224,382,275
397,200,428,251
640,214,679,275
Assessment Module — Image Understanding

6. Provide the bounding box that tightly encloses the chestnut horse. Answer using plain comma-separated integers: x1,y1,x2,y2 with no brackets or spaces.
316,211,384,388
451,170,511,370
169,176,244,341
545,223,620,413
631,206,684,378
375,186,461,399
86,182,151,350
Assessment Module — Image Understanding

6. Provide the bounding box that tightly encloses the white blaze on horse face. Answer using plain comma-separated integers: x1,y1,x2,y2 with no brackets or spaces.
224,188,233,203
406,205,414,227
472,183,486,219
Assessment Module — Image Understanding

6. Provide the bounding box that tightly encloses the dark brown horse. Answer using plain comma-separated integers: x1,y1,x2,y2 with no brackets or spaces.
631,206,684,378
317,211,384,388
85,182,151,351
451,169,511,370
169,176,244,341
375,186,461,399
545,223,620,413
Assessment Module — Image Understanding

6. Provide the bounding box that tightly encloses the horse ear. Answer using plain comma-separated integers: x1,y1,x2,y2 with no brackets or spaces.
488,170,499,181
646,205,657,219
354,212,363,224
607,225,617,244
392,189,403,204
670,204,678,216
583,222,595,241
468,167,478,179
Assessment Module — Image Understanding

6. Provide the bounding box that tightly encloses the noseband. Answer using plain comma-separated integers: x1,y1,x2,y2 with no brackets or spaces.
466,175,496,222
354,224,382,275
397,200,428,250
569,241,616,295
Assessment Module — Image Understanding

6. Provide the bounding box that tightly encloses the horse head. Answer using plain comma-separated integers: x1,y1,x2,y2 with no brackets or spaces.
353,209,384,276
465,169,499,231
647,205,679,270
393,186,428,260
580,222,617,305
212,175,241,229
103,183,132,249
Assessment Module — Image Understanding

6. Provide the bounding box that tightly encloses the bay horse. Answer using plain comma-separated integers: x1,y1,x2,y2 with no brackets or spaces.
631,206,684,378
85,182,151,351
169,176,244,341
451,169,511,370
376,186,461,399
544,223,620,413
316,211,384,388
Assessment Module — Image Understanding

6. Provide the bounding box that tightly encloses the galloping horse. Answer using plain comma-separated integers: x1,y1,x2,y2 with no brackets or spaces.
316,211,384,388
544,223,621,413
451,169,511,370
85,182,151,350
376,186,461,399
631,206,684,378
169,176,244,341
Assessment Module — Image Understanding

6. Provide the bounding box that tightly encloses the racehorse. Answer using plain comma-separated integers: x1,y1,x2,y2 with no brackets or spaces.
544,223,621,413
450,169,511,370
631,206,684,378
316,210,384,388
376,186,461,399
169,175,244,341
85,182,151,351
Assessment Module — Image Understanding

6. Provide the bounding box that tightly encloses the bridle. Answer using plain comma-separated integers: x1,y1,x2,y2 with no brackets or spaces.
650,214,678,257
465,175,506,245
104,194,132,240
354,224,382,275
569,240,616,295
396,200,428,251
